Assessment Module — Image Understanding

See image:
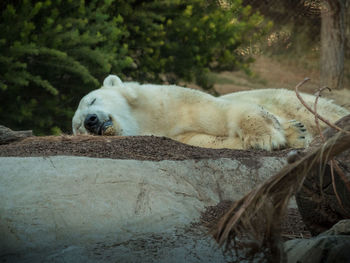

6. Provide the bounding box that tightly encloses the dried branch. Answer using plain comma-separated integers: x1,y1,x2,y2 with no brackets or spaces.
329,160,348,216
0,125,33,144
333,160,350,193
313,86,331,141
294,78,350,134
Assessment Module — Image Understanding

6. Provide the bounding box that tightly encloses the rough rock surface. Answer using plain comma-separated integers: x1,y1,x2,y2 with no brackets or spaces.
0,135,308,262
284,220,350,263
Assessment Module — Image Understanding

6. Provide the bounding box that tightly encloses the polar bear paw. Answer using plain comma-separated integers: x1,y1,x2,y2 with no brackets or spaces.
242,132,286,151
283,120,311,148
237,109,287,151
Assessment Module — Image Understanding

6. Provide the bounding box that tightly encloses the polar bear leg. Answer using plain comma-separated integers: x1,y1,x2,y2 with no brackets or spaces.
174,132,244,149
176,106,312,150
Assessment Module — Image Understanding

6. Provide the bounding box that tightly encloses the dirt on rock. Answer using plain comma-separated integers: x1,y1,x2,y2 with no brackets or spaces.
0,134,291,161
199,201,311,241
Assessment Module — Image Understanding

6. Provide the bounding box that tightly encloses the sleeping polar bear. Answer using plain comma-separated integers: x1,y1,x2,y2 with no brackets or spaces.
72,75,349,150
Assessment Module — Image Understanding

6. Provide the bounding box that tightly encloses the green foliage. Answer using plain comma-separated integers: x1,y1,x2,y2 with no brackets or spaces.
121,0,270,89
0,0,131,134
0,0,269,135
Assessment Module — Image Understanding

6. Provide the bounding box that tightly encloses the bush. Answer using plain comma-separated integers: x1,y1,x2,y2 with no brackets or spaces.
0,0,270,135
0,0,132,134
121,0,271,89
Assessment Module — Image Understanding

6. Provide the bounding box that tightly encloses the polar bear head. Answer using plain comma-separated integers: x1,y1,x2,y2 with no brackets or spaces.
72,75,139,136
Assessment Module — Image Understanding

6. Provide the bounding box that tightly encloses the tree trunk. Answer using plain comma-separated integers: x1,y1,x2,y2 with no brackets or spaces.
345,0,350,64
320,0,346,89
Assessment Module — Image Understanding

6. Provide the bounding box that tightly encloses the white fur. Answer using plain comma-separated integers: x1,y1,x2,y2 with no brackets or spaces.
72,75,349,150
103,75,123,88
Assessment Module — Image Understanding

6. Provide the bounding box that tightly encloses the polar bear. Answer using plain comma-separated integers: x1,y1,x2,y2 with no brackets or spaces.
72,75,349,150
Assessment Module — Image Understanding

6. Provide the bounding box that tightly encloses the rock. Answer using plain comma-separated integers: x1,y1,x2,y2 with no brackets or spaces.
0,125,32,145
284,220,350,263
0,154,287,262
320,219,350,236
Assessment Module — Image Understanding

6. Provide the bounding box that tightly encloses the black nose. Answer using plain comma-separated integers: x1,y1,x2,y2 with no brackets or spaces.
84,114,99,131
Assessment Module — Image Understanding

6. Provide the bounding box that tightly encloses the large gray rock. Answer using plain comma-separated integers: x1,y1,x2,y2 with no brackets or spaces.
0,156,286,262
284,220,350,263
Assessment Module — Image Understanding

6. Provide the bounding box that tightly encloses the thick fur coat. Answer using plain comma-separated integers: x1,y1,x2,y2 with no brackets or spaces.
72,75,349,150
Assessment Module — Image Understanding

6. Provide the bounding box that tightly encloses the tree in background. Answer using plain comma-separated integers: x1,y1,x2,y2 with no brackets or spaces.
244,0,349,90
0,0,269,135
320,0,346,90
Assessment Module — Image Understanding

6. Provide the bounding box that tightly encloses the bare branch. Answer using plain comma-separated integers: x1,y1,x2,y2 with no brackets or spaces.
294,78,350,134
314,86,332,141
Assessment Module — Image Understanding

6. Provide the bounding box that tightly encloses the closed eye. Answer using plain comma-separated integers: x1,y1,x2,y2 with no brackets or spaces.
90,98,96,106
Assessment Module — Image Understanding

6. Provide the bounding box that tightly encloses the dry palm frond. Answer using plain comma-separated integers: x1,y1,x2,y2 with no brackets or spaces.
212,131,350,262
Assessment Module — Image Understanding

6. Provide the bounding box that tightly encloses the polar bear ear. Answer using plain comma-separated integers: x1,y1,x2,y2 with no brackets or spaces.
103,75,124,88
103,74,138,104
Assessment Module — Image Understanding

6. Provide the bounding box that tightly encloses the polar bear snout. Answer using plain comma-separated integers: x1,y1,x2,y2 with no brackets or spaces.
82,113,117,136
84,113,101,134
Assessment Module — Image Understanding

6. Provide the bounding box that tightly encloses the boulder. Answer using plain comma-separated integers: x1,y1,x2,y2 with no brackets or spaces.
284,220,350,263
0,135,288,262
